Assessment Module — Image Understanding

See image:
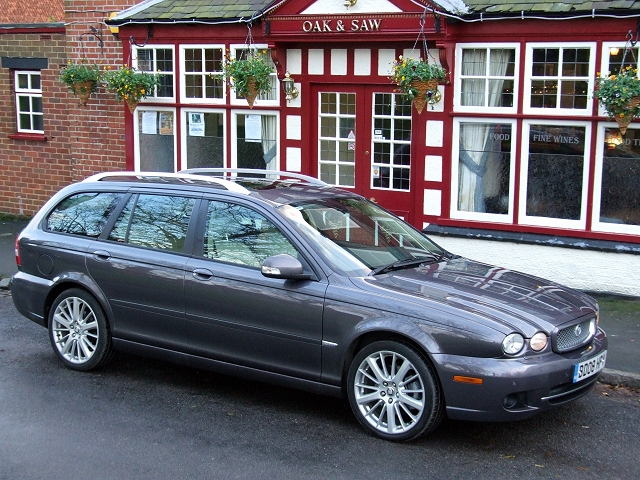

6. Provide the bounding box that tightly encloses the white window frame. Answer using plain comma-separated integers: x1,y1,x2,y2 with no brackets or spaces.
454,43,519,114
450,118,517,223
592,123,640,235
14,70,43,134
227,44,279,107
523,42,596,116
180,44,226,104
519,119,591,229
230,109,280,170
597,42,640,118
132,44,176,103
180,108,227,170
133,106,178,172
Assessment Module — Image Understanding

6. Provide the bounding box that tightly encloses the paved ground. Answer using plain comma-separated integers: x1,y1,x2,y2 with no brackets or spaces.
1,219,638,388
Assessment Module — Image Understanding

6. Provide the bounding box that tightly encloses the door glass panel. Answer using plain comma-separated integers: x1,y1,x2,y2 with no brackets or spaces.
371,93,412,190
318,92,356,187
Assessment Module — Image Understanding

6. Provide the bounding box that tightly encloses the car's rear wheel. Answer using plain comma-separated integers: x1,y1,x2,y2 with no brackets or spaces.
347,340,443,441
48,288,113,371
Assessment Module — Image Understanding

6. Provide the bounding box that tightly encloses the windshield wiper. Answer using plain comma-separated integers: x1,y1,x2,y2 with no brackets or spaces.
369,254,443,276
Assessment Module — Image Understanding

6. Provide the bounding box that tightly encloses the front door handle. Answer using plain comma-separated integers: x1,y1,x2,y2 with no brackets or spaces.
92,250,111,261
192,268,214,281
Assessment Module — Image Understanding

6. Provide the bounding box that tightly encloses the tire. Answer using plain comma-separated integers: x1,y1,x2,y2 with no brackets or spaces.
48,288,114,371
347,340,443,442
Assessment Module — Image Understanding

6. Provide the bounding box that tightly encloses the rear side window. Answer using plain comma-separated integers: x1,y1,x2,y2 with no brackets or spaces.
108,194,195,252
47,192,123,237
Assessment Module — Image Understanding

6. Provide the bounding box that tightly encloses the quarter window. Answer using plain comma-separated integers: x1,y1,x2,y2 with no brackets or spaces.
15,71,43,133
47,192,123,237
109,194,195,252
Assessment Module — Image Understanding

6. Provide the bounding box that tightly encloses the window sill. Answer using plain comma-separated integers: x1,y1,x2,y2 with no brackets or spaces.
8,133,47,142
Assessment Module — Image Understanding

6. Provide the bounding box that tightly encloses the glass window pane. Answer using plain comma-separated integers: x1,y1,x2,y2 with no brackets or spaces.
138,110,175,172
47,192,123,237
186,112,224,168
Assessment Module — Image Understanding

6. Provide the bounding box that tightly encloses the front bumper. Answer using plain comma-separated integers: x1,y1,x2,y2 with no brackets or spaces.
432,328,607,422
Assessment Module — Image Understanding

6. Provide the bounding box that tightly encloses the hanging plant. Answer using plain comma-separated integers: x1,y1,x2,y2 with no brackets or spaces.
60,60,102,106
223,50,274,108
390,56,447,113
104,65,161,113
594,66,640,134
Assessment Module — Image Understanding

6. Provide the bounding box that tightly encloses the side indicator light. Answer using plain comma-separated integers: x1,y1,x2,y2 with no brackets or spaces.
453,375,483,385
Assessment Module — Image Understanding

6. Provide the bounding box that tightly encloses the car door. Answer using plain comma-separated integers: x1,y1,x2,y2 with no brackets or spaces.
86,192,196,351
184,198,326,381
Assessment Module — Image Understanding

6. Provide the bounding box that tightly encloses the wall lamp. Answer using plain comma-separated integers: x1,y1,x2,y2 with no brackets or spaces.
282,71,299,101
344,0,357,7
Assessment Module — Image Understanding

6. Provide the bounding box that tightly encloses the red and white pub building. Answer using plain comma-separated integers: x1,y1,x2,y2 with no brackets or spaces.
106,0,640,296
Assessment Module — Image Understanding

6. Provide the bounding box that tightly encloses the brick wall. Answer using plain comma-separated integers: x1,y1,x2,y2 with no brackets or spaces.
0,0,137,216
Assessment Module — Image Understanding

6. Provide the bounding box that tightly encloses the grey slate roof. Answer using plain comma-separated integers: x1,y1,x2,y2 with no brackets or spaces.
107,0,640,25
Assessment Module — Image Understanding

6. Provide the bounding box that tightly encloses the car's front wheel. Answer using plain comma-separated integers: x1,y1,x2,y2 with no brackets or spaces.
48,288,113,371
347,340,443,441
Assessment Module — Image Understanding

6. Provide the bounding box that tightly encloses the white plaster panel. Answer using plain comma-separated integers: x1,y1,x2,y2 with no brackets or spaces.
378,49,395,77
302,0,401,14
286,49,302,75
354,49,371,76
423,189,442,216
331,49,348,75
286,115,302,140
427,236,640,297
308,49,324,75
286,147,302,172
426,120,444,147
425,155,442,182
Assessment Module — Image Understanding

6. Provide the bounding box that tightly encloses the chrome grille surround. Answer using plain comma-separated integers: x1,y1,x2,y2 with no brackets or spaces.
554,317,596,353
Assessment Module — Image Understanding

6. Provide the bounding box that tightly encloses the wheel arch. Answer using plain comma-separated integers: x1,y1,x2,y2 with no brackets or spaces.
44,274,113,328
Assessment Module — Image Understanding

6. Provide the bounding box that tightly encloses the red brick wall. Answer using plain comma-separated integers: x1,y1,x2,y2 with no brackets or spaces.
0,0,137,216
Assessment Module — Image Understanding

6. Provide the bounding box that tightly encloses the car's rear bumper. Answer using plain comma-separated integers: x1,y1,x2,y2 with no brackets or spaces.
432,328,607,422
10,271,52,328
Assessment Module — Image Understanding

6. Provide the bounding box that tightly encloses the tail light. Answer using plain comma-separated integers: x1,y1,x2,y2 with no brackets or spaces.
15,236,21,267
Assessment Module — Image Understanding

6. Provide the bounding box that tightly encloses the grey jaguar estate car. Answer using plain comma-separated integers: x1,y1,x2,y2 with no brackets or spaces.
11,169,607,441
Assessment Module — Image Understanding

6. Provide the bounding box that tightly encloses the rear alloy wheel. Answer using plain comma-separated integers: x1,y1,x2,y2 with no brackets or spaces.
48,288,113,371
347,341,443,441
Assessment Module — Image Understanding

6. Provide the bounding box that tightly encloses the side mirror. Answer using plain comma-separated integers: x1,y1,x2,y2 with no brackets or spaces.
261,254,311,280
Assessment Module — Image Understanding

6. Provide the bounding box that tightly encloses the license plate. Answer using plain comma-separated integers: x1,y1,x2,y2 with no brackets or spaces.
573,350,607,383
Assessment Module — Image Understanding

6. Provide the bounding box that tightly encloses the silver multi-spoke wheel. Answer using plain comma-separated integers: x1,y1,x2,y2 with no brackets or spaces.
348,341,442,441
48,289,113,371
52,296,99,364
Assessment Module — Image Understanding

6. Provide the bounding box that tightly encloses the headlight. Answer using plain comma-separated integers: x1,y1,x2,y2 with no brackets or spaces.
502,333,525,355
530,332,548,352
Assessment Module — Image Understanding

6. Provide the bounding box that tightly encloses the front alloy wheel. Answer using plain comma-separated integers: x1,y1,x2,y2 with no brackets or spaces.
347,341,443,441
48,288,113,371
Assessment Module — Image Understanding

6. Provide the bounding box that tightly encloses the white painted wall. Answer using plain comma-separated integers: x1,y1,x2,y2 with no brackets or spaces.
427,234,640,297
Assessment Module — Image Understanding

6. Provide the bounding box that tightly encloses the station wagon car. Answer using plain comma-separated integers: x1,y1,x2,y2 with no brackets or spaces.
11,169,607,441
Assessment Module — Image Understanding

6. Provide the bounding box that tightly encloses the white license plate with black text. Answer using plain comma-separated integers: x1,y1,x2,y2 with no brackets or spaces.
573,350,607,383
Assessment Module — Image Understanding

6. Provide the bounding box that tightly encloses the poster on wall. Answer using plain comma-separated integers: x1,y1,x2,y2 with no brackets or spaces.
245,114,261,143
141,111,157,135
189,113,205,136
159,112,174,135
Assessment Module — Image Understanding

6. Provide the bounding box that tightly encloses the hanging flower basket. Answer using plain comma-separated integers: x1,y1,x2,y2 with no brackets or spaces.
224,50,274,108
104,65,160,114
390,56,446,113
594,66,640,134
60,61,102,106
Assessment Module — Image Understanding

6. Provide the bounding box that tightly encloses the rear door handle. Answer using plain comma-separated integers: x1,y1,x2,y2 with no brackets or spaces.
92,250,111,261
192,268,214,281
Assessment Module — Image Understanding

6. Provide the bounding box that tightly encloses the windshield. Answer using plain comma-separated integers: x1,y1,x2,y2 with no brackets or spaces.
279,197,446,276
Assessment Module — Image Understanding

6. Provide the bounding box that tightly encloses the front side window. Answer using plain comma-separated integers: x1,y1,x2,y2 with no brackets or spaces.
133,46,174,99
15,70,43,133
182,46,225,102
525,44,594,114
319,92,356,187
456,45,517,112
108,194,195,252
520,122,590,228
203,201,297,267
47,192,123,237
452,120,515,221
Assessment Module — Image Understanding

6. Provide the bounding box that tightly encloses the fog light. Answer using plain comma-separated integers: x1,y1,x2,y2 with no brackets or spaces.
503,392,527,410
502,333,525,355
530,332,548,351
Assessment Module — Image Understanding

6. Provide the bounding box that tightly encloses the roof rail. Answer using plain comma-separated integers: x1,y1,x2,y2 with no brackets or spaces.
83,171,250,194
179,168,328,186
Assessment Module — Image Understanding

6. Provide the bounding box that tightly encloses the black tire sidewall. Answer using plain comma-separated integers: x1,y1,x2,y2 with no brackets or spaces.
48,288,111,371
347,340,442,442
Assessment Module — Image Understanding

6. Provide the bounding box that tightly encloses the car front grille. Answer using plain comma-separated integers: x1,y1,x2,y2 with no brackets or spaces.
555,317,596,353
